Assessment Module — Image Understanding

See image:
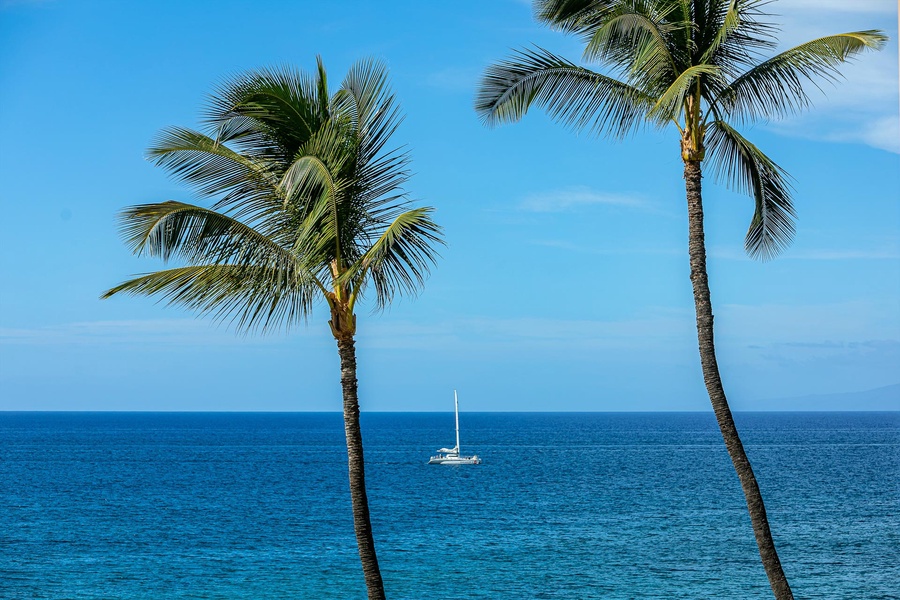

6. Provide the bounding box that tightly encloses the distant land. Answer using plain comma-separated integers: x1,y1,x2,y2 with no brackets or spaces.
749,383,900,411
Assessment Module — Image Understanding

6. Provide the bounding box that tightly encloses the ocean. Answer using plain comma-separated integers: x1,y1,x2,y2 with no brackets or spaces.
1,412,897,599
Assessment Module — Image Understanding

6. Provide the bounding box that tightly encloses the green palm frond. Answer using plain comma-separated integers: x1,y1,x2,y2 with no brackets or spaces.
582,2,679,86
148,127,280,196
718,31,888,122
203,64,330,162
146,127,286,229
288,191,336,281
281,153,348,266
648,63,720,123
283,119,361,261
353,151,410,209
475,46,652,138
705,120,795,260
211,115,286,168
117,201,299,269
699,0,777,73
103,264,316,332
211,114,263,144
535,0,619,35
334,58,402,155
342,207,444,311
333,59,411,228
281,154,341,211
700,0,741,65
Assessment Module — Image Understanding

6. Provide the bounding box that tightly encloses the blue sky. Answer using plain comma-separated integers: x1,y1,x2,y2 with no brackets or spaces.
0,0,897,411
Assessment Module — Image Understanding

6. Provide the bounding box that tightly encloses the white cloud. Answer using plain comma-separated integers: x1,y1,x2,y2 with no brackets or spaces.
759,0,899,152
768,110,900,154
856,114,900,153
519,186,647,212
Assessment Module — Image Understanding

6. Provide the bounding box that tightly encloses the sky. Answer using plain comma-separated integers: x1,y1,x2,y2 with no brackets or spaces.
0,0,898,412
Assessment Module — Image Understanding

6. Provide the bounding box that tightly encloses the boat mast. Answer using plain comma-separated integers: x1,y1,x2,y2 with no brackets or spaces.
454,389,460,452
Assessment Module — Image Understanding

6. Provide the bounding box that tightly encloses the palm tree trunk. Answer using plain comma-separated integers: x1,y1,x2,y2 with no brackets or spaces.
683,160,793,600
336,335,386,600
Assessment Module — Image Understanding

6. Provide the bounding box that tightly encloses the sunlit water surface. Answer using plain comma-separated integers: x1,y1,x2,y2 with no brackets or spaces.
1,412,897,599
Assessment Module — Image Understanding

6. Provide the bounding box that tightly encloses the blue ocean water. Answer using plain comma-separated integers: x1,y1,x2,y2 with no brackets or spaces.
1,412,897,599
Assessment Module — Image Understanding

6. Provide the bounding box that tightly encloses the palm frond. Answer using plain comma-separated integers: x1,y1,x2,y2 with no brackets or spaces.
330,59,412,246
117,201,298,269
315,56,331,121
705,120,795,260
699,0,777,73
648,63,720,123
535,0,618,35
103,264,317,333
203,65,329,162
475,46,652,138
718,31,888,122
148,127,280,196
342,207,444,311
288,191,337,281
147,126,288,230
352,150,410,209
700,0,741,65
334,60,397,141
279,121,360,274
334,64,409,199
582,3,679,86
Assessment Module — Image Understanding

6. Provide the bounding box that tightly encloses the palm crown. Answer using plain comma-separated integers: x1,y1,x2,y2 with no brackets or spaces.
105,58,442,334
476,0,886,259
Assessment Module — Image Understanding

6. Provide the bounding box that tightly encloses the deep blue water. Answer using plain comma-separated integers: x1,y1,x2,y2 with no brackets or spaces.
1,412,897,599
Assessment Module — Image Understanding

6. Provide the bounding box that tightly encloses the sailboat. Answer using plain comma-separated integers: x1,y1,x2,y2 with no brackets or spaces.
428,390,481,465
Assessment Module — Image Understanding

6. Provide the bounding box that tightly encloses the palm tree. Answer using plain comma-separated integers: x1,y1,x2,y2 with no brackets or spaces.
475,1,885,598
104,58,442,600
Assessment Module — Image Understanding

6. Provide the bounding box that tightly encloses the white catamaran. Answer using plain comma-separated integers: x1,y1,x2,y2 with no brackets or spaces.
428,390,481,465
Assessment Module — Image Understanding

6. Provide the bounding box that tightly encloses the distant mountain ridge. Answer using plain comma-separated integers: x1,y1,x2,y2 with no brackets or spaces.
747,383,900,411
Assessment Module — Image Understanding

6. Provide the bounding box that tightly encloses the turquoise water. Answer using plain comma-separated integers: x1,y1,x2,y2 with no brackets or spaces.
1,412,897,599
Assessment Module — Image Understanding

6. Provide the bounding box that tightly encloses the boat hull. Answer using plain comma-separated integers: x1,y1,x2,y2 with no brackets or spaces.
428,455,481,465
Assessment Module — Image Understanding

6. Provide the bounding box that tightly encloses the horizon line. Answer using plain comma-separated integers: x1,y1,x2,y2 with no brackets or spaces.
2,409,897,414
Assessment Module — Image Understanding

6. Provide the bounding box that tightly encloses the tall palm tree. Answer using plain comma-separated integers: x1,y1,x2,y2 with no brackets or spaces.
475,1,885,597
104,58,442,600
